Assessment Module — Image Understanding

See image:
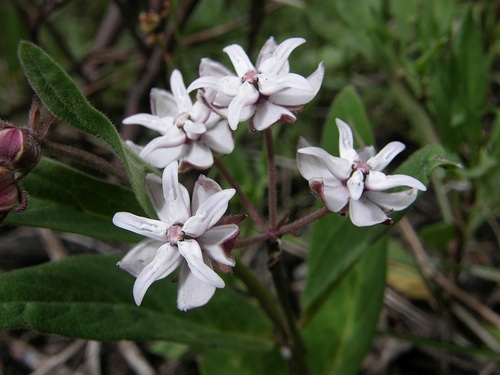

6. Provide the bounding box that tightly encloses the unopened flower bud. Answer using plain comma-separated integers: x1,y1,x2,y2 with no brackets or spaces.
0,122,41,178
0,165,23,213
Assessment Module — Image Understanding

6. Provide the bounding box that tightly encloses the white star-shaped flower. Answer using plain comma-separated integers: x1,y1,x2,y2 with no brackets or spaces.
123,69,234,170
113,161,239,310
297,119,427,226
187,37,324,131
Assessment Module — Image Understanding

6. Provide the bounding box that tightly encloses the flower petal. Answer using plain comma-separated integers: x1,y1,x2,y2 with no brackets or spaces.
298,147,352,181
117,239,162,277
367,141,405,171
258,73,313,96
347,170,365,200
133,243,181,305
182,188,235,237
349,196,389,227
170,69,193,114
199,57,234,78
268,63,324,106
122,114,173,134
223,44,255,77
145,174,173,224
181,142,214,170
365,171,427,191
321,179,350,212
297,140,335,180
177,239,225,288
192,175,222,214
365,189,418,212
198,224,239,266
140,144,185,169
257,37,305,74
186,76,221,93
177,257,216,311
112,212,168,242
150,88,178,117
336,119,358,161
202,119,234,154
252,101,296,131
255,37,278,70
162,161,191,223
227,82,258,129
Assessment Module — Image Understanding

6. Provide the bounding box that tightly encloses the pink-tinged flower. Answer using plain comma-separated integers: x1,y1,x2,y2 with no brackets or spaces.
113,161,239,310
297,119,427,227
123,69,234,170
187,37,324,131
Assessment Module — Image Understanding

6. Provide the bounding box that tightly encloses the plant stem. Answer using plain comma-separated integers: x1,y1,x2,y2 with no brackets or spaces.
265,128,278,229
267,240,308,375
232,260,288,340
214,158,268,231
235,207,330,249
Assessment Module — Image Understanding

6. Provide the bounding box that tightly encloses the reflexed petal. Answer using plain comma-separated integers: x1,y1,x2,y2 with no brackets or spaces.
170,70,193,114
255,37,278,69
112,212,168,242
182,189,235,237
116,240,164,277
192,175,222,214
365,171,427,191
117,239,162,277
162,161,191,223
223,44,255,77
365,189,418,211
252,101,296,131
133,244,181,305
183,120,207,140
218,76,243,97
227,82,259,129
297,145,335,180
150,88,178,117
202,120,234,154
199,57,234,78
298,147,352,181
182,142,214,170
357,146,376,162
186,76,221,93
367,141,405,171
140,144,185,169
336,119,358,161
257,37,305,74
347,170,365,200
178,239,225,288
145,174,173,224
315,178,350,212
140,126,186,155
177,258,216,311
349,196,389,227
122,114,173,134
258,73,312,96
198,224,239,266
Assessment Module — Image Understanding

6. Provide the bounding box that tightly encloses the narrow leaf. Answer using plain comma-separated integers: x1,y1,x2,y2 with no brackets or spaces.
0,254,273,351
17,41,156,217
4,157,143,242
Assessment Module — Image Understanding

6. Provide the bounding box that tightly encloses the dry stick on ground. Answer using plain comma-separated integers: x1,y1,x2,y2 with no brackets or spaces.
398,217,500,328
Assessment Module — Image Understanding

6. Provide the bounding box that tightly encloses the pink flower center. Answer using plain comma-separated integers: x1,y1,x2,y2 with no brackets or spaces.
353,160,370,175
243,70,258,84
167,224,184,245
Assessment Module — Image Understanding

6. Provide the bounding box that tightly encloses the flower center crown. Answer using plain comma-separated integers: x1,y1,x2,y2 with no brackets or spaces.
167,224,185,245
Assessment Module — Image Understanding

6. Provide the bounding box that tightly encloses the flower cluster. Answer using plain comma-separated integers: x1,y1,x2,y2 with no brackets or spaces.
115,36,426,310
297,119,426,226
113,161,239,310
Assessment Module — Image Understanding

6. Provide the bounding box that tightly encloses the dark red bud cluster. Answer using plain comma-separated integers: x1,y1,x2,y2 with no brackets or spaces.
0,99,53,221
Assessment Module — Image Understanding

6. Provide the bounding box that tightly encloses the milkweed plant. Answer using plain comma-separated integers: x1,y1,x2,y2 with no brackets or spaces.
0,34,455,375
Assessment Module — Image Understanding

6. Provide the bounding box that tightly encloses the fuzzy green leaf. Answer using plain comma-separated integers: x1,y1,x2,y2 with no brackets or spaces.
4,157,143,242
302,239,387,375
0,254,273,351
17,41,156,217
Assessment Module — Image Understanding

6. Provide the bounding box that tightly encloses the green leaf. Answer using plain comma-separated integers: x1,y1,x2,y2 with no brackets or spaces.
321,85,374,154
17,41,156,217
302,239,386,375
4,157,143,242
200,347,287,375
302,144,456,312
0,254,274,351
